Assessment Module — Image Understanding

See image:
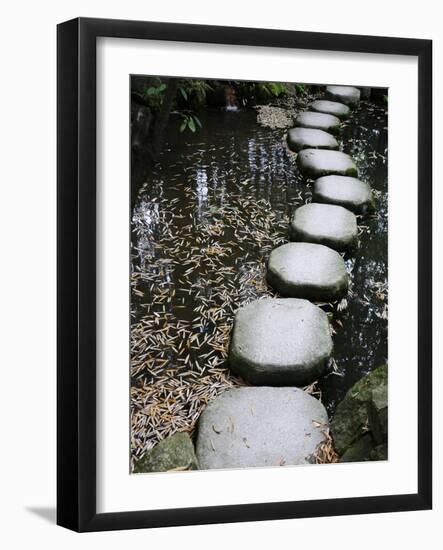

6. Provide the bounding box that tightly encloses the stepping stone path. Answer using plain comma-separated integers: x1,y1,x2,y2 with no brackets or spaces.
297,149,358,179
198,85,380,470
326,85,361,107
294,111,341,135
290,203,358,252
287,127,339,152
312,175,373,214
310,99,350,120
267,242,348,301
229,298,332,386
196,387,328,470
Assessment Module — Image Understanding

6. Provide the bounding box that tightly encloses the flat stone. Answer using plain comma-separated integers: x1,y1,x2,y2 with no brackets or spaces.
326,85,361,107
267,242,348,301
297,149,358,179
133,432,199,473
196,387,328,470
294,111,341,135
312,175,373,214
290,203,358,252
309,99,350,120
287,127,339,152
229,298,332,386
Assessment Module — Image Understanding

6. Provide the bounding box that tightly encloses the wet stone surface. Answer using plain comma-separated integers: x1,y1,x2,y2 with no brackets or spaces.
296,148,358,179
326,85,361,107
312,175,373,214
196,387,328,470
290,203,358,252
309,99,350,120
229,297,333,386
287,127,339,152
294,111,341,135
267,242,348,301
133,432,199,473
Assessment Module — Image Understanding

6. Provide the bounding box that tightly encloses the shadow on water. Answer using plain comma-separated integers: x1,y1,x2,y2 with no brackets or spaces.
130,101,388,452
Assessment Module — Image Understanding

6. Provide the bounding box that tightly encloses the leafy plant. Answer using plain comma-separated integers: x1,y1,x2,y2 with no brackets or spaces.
265,82,289,97
179,80,213,104
145,83,166,96
142,79,167,109
172,110,203,133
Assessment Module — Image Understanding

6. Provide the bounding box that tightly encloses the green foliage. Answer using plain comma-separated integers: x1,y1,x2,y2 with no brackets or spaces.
172,111,202,133
263,82,289,97
145,83,166,96
233,81,291,105
142,78,167,109
179,79,213,104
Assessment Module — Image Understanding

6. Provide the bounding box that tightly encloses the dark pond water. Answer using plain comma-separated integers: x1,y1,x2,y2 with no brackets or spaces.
130,99,388,457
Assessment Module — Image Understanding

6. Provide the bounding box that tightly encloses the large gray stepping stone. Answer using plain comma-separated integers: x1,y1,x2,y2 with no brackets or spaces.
326,85,361,107
267,242,348,301
309,99,350,120
290,203,358,251
312,175,373,214
297,148,358,178
229,297,332,385
196,387,328,470
294,111,341,135
287,127,339,152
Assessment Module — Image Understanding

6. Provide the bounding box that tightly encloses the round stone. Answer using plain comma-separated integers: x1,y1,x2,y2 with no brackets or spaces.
326,85,361,107
267,242,348,301
313,175,374,214
287,127,339,152
229,297,333,386
196,387,329,470
290,203,358,251
294,111,341,135
309,99,350,120
297,148,358,179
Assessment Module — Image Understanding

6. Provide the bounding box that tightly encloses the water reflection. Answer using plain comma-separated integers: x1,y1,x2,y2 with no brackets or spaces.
131,102,388,426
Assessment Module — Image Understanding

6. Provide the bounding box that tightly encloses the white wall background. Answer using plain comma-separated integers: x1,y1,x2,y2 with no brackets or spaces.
0,0,440,547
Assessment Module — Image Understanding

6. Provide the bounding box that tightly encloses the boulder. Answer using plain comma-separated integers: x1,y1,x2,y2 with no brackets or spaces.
326,85,361,107
229,298,332,386
267,242,348,301
312,175,374,214
330,364,388,457
290,203,358,252
133,432,199,473
196,387,328,470
339,434,374,463
287,127,339,152
294,111,341,135
370,444,388,461
296,149,358,179
367,384,388,445
309,99,350,120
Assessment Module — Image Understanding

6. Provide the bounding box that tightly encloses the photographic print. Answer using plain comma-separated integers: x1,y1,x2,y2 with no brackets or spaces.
130,77,388,474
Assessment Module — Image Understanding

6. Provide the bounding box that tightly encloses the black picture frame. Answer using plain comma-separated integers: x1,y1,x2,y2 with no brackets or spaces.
57,17,432,532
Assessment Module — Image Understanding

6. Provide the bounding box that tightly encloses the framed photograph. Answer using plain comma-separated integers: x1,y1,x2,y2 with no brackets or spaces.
57,17,432,532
